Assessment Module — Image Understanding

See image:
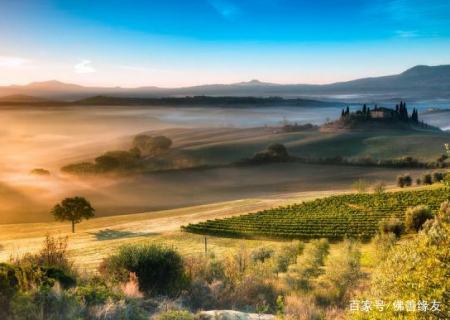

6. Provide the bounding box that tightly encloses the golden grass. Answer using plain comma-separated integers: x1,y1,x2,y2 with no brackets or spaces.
0,189,345,271
0,184,436,271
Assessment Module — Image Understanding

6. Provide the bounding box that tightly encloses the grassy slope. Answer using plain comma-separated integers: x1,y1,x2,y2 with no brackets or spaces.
0,189,344,270
157,127,450,164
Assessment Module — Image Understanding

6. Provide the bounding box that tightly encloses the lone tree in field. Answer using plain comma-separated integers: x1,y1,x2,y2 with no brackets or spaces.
52,197,95,233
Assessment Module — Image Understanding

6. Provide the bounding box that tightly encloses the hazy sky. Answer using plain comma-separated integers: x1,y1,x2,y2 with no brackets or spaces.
1,0,450,87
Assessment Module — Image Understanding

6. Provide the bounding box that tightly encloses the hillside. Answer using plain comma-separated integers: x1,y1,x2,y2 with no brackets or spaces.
1,65,450,100
183,187,449,240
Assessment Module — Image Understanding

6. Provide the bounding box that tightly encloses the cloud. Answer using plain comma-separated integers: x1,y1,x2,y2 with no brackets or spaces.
74,59,95,74
395,30,419,38
0,56,29,68
208,0,240,19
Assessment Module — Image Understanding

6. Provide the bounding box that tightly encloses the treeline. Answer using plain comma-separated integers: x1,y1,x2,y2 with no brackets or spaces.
237,143,449,169
72,95,333,107
340,101,420,123
295,154,449,169
62,134,197,175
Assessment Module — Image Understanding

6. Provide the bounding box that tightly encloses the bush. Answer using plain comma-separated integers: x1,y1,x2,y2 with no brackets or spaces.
74,279,120,306
432,172,445,183
250,247,274,263
405,205,433,232
378,217,405,237
275,241,304,273
0,263,20,319
284,294,323,320
100,244,187,296
285,239,329,291
422,173,433,185
10,285,83,320
397,174,412,188
156,310,195,320
314,241,361,306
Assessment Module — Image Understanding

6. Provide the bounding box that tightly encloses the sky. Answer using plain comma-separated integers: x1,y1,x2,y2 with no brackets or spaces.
1,0,450,87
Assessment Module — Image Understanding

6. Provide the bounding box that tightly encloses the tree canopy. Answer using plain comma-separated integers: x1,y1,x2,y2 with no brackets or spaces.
52,197,95,233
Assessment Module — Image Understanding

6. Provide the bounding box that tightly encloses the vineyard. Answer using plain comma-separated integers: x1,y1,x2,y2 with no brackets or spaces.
182,188,449,240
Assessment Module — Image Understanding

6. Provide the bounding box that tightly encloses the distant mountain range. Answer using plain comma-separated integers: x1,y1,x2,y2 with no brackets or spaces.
1,65,450,101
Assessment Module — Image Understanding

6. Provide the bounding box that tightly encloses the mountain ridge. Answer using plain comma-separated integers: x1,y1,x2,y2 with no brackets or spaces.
1,65,450,101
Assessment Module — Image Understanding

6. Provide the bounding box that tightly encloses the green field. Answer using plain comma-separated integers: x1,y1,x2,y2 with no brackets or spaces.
183,187,449,240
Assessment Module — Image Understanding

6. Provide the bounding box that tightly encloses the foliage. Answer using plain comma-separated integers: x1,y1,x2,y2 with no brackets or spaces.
397,174,412,188
156,310,195,320
275,241,304,273
285,239,329,291
314,240,361,306
250,246,274,263
10,285,83,320
99,244,187,296
244,143,291,164
284,294,323,320
184,188,449,240
52,197,95,233
422,173,433,185
378,217,405,237
350,201,450,319
0,263,20,319
405,205,434,232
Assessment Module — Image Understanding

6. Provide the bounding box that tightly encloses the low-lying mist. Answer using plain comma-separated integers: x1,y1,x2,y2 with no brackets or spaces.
0,105,446,223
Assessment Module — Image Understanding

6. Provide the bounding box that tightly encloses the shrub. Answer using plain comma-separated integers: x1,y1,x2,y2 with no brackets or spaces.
285,239,329,291
275,241,304,273
250,247,274,263
422,173,433,185
100,244,187,296
284,294,323,320
90,299,147,320
314,241,361,306
74,280,120,306
396,175,405,188
0,263,20,319
405,205,433,232
358,201,450,318
10,285,83,320
432,172,445,183
378,217,405,237
397,175,412,188
156,310,195,320
403,175,412,186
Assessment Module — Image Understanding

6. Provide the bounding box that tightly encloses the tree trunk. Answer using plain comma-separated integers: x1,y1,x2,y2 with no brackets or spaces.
72,220,75,233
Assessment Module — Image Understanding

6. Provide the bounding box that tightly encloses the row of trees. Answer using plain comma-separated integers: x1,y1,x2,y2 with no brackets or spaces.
340,101,420,123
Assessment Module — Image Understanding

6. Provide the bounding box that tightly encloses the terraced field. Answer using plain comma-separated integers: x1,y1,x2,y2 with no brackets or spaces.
182,188,449,240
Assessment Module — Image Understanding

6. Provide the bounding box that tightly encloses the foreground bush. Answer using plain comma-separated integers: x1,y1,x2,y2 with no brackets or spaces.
100,244,187,296
156,310,195,320
350,201,450,319
405,205,433,232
